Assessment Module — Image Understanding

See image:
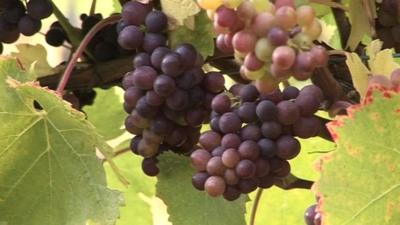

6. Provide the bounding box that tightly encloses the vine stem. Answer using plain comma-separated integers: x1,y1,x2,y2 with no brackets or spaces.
250,188,264,225
56,15,121,94
90,0,97,15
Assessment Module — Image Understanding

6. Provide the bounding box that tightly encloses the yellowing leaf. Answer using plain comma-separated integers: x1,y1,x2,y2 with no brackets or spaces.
11,44,58,78
318,19,336,45
161,0,200,26
369,49,399,77
345,52,370,98
365,39,383,62
346,1,375,50
316,86,400,225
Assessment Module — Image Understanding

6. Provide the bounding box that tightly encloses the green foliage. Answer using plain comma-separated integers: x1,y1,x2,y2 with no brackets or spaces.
169,11,215,58
0,58,123,225
105,153,156,225
84,87,126,141
156,152,248,225
316,87,400,225
160,0,200,26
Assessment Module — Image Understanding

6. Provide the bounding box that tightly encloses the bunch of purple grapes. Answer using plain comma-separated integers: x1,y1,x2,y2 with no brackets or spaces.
376,0,400,51
117,0,168,54
46,13,132,62
122,41,225,176
0,0,53,52
304,204,321,225
190,84,325,200
208,1,328,93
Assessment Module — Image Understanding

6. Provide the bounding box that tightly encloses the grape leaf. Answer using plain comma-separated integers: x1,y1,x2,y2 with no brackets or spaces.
156,152,248,225
365,40,400,77
169,11,215,58
105,153,156,225
346,0,375,50
0,58,123,225
315,86,400,225
112,0,122,13
84,87,126,141
10,44,58,78
160,0,200,26
345,52,370,98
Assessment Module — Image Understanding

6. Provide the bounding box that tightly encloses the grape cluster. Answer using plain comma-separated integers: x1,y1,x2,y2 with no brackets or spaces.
376,0,400,51
0,0,53,51
198,0,328,94
304,204,321,225
123,42,225,176
117,1,168,53
46,14,131,62
368,68,400,90
190,84,325,200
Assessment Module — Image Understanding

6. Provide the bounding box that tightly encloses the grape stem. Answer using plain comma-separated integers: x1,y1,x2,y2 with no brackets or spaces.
249,188,263,225
90,0,97,15
101,146,131,163
56,14,122,94
274,174,314,190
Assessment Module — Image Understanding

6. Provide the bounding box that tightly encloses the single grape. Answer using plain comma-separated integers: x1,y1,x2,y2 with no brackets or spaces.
272,46,296,70
235,159,256,178
267,27,289,46
261,121,282,139
174,43,198,69
274,6,297,30
240,124,262,141
295,94,320,116
161,52,183,76
118,25,144,50
239,84,259,102
192,172,210,190
124,86,143,107
212,93,231,114
221,133,242,149
215,6,237,29
132,66,158,90
277,100,300,125
153,74,176,97
199,131,222,151
122,1,152,26
133,52,151,68
269,158,291,177
222,148,241,168
232,30,257,53
237,178,258,193
145,10,168,33
219,112,242,134
142,32,167,53
296,5,315,26
238,140,260,160
204,176,226,197
207,156,226,176
18,15,41,36
45,28,66,47
276,135,301,160
310,46,328,67
27,0,53,20
223,186,241,201
212,146,226,157
142,158,159,176
244,52,264,71
304,204,317,225
282,86,300,100
251,12,275,36
237,102,258,123
202,72,225,94
255,158,270,177
255,38,274,62
191,149,212,171
258,174,275,188
256,100,278,121
258,138,277,158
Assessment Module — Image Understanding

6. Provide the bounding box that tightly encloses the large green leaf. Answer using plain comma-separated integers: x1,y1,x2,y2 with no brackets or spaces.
84,87,126,141
105,153,156,225
169,11,215,58
0,58,123,225
316,86,400,225
156,152,248,225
